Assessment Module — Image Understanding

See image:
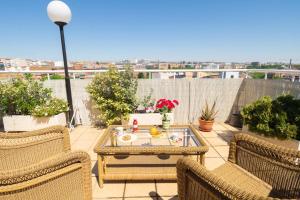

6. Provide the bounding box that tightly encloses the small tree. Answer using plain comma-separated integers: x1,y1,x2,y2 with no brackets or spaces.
87,66,138,125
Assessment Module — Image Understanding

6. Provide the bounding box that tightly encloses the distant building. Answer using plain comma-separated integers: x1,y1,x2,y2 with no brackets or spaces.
221,72,240,79
152,72,174,79
250,62,260,67
6,66,30,72
54,61,72,68
159,63,169,70
72,63,84,70
30,66,52,71
201,63,220,70
222,63,233,69
233,63,247,69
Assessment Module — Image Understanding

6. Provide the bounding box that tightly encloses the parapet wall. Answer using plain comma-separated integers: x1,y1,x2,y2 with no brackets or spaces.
41,79,300,125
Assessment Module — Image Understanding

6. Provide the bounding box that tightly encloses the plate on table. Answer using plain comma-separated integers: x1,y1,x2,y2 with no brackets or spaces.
118,133,137,143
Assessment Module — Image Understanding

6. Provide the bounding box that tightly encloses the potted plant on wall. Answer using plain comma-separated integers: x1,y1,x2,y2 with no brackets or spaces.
128,89,163,125
156,99,179,129
241,95,300,149
199,100,218,132
0,75,68,132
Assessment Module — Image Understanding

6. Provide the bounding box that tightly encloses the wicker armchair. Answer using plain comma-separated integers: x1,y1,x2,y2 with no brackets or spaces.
0,151,92,200
0,126,70,170
177,133,300,200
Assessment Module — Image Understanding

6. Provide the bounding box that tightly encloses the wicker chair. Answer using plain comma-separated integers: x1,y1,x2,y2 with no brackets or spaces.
0,151,92,200
177,133,300,200
0,126,70,170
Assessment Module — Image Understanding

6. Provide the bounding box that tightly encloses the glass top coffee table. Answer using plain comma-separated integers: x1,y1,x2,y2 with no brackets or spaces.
94,125,208,187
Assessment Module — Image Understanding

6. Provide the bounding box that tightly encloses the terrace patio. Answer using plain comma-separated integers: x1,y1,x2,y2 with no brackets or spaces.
71,122,237,200
1,77,300,199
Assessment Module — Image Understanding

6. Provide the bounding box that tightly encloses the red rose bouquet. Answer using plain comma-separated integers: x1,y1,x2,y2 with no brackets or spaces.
156,99,179,120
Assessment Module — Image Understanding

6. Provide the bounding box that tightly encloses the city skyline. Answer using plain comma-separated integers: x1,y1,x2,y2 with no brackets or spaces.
0,0,300,62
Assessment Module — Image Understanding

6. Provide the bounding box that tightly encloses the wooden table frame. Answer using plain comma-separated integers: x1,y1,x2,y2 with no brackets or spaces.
94,125,209,187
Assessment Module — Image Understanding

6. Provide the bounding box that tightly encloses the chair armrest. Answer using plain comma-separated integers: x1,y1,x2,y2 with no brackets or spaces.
228,133,300,198
0,151,92,200
176,158,272,200
0,126,71,170
0,126,70,151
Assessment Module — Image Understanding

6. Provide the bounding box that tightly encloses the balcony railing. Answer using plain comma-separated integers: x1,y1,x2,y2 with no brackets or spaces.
1,68,300,81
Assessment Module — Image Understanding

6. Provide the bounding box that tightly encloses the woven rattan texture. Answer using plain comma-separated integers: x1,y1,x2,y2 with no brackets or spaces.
0,151,92,200
0,126,71,170
177,133,300,200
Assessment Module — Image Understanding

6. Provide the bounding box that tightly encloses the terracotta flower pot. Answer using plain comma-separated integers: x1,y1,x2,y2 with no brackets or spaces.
199,119,214,132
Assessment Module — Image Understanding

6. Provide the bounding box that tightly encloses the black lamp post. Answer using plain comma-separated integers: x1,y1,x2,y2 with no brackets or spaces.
47,0,74,126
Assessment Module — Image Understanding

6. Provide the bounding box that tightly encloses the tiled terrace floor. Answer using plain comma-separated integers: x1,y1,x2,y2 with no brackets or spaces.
70,122,239,200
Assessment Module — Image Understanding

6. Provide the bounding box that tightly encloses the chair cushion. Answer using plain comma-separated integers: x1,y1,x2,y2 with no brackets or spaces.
212,162,272,197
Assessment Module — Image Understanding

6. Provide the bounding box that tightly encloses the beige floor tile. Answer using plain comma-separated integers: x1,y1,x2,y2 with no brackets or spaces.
72,140,93,150
88,150,98,161
198,130,218,138
205,158,226,170
78,132,100,141
212,123,228,131
93,179,125,198
70,126,88,134
125,181,156,198
70,133,82,144
70,130,84,141
205,148,221,158
214,146,230,158
204,136,229,146
219,123,240,132
156,181,177,197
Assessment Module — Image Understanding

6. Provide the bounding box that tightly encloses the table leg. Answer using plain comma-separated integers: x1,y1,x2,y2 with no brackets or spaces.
98,155,104,188
200,154,205,165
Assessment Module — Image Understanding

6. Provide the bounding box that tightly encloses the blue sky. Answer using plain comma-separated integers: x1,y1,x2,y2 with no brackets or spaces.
0,0,300,62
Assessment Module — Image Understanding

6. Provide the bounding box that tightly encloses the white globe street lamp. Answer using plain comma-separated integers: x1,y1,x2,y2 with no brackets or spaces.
47,0,72,25
47,0,74,126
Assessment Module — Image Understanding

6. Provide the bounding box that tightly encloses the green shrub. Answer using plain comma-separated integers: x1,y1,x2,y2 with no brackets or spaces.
250,72,265,79
31,98,68,117
0,76,67,117
87,66,138,125
241,95,300,140
50,74,64,80
0,76,52,115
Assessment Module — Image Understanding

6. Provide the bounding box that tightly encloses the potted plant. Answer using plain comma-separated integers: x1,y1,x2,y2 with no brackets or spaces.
128,89,162,125
0,75,68,132
87,66,138,126
241,95,300,150
199,100,218,132
156,99,179,129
